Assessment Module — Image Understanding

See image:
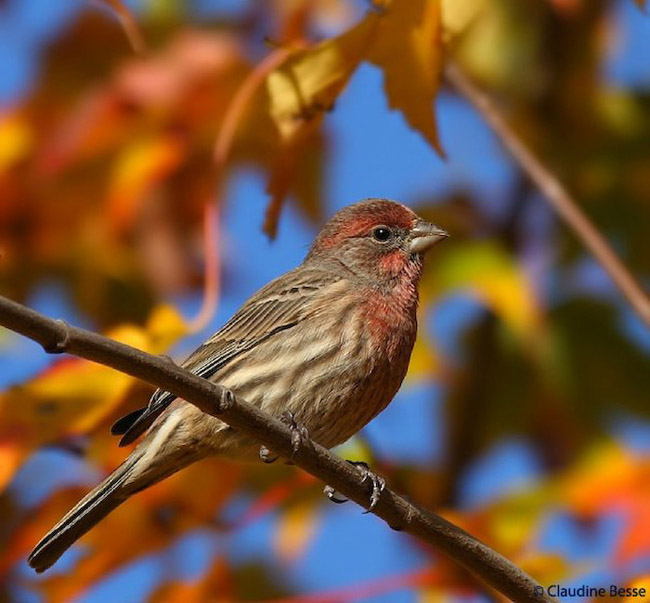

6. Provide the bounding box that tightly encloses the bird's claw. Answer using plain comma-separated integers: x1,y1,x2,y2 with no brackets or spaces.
323,484,349,504
282,411,309,462
259,445,278,464
259,412,309,464
323,461,386,512
349,461,386,513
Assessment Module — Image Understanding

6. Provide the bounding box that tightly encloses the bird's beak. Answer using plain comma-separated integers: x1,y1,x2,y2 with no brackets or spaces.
409,220,449,255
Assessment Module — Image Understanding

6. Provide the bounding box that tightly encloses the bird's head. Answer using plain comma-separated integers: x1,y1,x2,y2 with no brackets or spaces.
305,198,448,284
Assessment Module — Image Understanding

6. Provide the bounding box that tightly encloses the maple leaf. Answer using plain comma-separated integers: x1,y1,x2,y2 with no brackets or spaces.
367,0,446,156
424,241,540,338
266,17,378,142
0,306,186,491
274,499,320,564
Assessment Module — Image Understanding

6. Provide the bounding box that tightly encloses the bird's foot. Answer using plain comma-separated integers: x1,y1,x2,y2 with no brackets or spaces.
350,461,386,512
282,411,310,463
259,445,278,464
323,461,386,512
324,484,349,504
258,412,309,464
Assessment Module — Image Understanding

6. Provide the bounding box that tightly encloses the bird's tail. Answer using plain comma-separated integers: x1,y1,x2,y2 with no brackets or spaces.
28,433,203,573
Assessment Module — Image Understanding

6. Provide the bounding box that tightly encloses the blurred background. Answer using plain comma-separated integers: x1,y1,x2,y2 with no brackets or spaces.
0,0,649,601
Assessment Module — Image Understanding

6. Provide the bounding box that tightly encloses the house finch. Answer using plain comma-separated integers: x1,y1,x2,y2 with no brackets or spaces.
28,198,448,572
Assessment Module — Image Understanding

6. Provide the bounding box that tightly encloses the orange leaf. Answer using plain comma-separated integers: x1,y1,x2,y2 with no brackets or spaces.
616,500,650,564
367,0,446,156
150,556,232,603
273,499,320,563
266,16,378,141
0,305,187,491
0,112,33,173
7,459,241,598
106,135,185,233
425,241,540,338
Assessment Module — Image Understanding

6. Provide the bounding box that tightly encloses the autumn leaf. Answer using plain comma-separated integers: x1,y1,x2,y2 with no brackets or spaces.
367,0,446,156
425,241,540,337
440,0,488,41
3,458,242,598
408,329,439,379
0,305,187,491
263,0,447,233
266,16,378,141
560,443,650,564
150,557,232,603
106,135,186,233
0,112,33,173
273,499,320,563
263,128,324,237
263,20,378,236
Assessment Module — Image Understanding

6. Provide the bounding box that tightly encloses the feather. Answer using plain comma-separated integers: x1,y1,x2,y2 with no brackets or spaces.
114,267,340,446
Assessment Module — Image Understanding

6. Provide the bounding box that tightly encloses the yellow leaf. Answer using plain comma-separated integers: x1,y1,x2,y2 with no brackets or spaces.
418,590,452,603
408,330,439,379
489,491,547,552
518,554,569,586
560,442,640,516
440,0,488,41
274,500,319,563
0,305,187,490
146,304,189,351
0,443,22,492
106,135,185,232
0,113,33,172
266,16,378,141
628,575,650,595
367,0,445,155
426,242,540,337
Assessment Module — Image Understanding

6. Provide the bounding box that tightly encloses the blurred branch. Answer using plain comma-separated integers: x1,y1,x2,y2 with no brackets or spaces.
213,48,291,170
184,48,292,334
0,295,556,603
94,0,147,56
444,61,650,327
187,202,221,335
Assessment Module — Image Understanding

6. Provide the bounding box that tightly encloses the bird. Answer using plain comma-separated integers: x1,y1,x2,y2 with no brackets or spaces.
28,198,448,573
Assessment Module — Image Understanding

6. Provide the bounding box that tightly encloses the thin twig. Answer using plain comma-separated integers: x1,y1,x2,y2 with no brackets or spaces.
186,202,221,334
94,0,147,56
213,48,291,168
186,48,292,333
0,295,556,603
444,61,650,326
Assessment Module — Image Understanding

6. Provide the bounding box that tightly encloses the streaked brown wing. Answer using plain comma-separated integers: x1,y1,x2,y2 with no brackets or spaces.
112,267,340,445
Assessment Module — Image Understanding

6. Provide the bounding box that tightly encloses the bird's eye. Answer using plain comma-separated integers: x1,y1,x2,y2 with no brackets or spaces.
372,226,392,242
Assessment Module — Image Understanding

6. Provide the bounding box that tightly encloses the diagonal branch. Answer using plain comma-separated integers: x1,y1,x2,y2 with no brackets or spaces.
0,295,556,603
444,61,650,326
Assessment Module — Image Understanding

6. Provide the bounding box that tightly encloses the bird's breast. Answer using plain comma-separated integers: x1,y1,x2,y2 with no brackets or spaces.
197,281,419,455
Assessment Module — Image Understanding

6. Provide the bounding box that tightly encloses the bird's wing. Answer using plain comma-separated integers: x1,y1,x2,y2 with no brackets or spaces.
111,268,340,446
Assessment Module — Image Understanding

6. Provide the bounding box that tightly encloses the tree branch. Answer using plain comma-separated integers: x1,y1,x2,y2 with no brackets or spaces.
444,61,650,326
0,295,556,603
